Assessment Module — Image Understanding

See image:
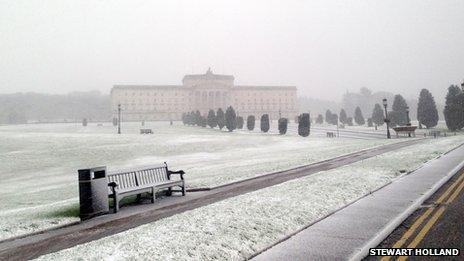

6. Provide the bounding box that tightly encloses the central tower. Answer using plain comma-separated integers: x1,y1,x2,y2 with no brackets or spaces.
182,68,234,113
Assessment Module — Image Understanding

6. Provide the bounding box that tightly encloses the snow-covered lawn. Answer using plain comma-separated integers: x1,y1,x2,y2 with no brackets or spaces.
37,135,464,260
0,121,403,240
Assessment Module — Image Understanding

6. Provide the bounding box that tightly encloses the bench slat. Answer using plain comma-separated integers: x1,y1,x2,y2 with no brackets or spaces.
107,165,179,192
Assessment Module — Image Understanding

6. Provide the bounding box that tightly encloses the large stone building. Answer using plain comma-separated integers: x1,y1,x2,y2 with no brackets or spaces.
111,69,298,121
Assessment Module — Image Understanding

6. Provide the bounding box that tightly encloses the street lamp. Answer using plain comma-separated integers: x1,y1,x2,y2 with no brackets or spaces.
405,106,411,126
405,106,411,137
117,104,122,134
382,98,391,139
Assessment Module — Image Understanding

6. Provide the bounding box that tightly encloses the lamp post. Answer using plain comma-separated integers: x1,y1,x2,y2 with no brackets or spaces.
405,106,411,137
117,104,121,134
382,98,391,139
405,106,411,126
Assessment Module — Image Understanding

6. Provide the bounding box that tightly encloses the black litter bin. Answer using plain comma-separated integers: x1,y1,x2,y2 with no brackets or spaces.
78,166,109,220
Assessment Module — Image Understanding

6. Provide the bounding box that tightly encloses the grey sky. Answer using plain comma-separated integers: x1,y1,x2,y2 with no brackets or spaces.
1,0,463,102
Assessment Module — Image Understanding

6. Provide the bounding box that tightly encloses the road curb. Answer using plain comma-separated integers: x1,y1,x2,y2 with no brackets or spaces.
348,146,464,261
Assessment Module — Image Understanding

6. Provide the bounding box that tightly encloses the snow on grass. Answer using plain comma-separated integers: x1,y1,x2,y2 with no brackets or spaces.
0,121,404,240
37,135,464,260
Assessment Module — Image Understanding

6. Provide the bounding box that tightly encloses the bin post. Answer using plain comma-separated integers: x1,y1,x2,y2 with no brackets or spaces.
78,166,109,220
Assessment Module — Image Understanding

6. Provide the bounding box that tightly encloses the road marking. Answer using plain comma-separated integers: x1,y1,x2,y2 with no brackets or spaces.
380,171,464,261
445,175,464,204
397,176,464,261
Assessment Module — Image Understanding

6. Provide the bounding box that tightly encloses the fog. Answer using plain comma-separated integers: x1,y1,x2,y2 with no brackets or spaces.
1,0,463,102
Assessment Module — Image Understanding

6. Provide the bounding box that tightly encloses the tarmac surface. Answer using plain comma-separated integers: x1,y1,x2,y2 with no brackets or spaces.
252,143,464,261
0,139,423,261
367,167,464,261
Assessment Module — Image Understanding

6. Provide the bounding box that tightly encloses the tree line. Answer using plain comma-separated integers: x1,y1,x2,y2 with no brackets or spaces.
0,91,110,124
316,88,442,129
181,106,311,137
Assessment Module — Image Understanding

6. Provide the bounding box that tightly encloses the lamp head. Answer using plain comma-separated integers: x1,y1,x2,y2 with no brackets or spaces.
382,98,387,106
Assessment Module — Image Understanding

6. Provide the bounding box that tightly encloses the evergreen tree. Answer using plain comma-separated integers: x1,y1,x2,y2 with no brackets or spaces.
200,116,207,127
237,116,244,129
189,111,195,125
194,110,201,126
354,106,365,125
390,94,409,127
247,115,255,131
216,108,225,130
185,112,192,125
316,114,324,124
325,110,332,124
207,109,217,128
225,106,237,132
339,109,348,125
444,85,464,131
298,113,310,137
278,118,288,135
332,113,338,125
371,103,384,127
417,89,439,128
346,117,353,126
367,118,373,127
260,114,270,133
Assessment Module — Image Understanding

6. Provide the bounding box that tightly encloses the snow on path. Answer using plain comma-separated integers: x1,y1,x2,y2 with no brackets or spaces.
37,135,464,261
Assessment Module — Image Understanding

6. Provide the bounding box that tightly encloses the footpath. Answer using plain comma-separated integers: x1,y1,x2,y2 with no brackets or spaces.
252,143,464,261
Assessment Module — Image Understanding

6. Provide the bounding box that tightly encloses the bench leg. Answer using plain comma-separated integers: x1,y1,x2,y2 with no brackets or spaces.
151,187,156,203
166,187,172,196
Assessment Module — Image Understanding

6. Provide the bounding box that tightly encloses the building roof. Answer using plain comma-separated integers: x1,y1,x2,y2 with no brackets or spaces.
182,68,234,82
112,85,184,90
234,85,297,90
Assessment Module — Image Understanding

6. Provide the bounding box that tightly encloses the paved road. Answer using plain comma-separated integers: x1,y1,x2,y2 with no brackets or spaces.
367,168,464,261
252,143,464,261
0,139,423,261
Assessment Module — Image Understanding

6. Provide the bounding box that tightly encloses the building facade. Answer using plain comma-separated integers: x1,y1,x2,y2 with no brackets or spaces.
111,69,298,121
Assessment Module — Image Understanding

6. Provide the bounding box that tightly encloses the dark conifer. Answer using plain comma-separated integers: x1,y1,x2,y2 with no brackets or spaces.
354,106,365,125
278,118,288,135
207,109,217,128
247,115,255,131
216,108,225,130
260,114,270,132
339,109,348,125
225,106,237,132
237,116,244,129
298,113,310,137
417,89,439,128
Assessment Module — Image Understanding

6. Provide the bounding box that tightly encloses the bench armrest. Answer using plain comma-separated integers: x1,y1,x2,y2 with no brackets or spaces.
168,170,185,180
108,181,118,195
108,181,118,188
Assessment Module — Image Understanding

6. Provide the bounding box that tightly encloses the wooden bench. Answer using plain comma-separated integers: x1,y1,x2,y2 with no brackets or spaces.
107,163,185,212
140,128,153,134
393,126,417,138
